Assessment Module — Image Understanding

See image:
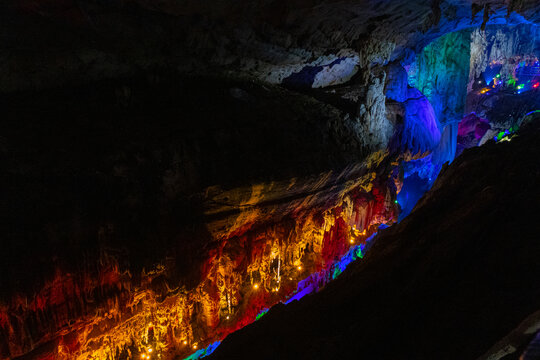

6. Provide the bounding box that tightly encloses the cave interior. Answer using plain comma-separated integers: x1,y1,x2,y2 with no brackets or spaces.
1,1,540,360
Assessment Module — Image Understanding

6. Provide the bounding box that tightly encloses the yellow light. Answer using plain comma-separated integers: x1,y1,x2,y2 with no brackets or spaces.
253,284,259,290
226,315,230,320
289,277,293,281
148,348,153,353
297,266,302,271
183,340,188,345
141,355,146,359
193,344,198,350
349,239,354,244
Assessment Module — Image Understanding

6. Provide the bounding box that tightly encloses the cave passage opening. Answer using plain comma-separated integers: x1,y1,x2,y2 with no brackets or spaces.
396,22,540,220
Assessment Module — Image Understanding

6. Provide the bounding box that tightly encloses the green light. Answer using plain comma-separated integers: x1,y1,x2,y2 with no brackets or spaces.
255,309,268,321
517,84,525,90
394,200,398,204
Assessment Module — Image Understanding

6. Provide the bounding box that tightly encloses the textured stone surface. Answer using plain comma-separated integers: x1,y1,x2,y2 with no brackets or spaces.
0,76,400,359
208,120,540,360
477,310,540,360
2,1,540,359
1,0,540,93
468,24,540,93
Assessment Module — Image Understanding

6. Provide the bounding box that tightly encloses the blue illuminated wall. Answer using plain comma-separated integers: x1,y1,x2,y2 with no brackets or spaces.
397,156,441,220
411,30,472,164
400,88,442,154
412,30,471,128
392,30,473,219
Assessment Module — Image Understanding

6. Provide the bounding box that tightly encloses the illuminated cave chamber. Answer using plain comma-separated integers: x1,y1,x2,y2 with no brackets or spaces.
1,2,540,360
464,23,540,149
0,78,401,360
393,23,540,219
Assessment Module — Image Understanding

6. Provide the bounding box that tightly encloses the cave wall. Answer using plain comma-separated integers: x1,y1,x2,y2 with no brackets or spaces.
206,119,540,360
0,155,400,360
466,24,540,135
0,76,402,360
2,1,540,359
413,30,471,126
468,23,540,91
410,30,472,163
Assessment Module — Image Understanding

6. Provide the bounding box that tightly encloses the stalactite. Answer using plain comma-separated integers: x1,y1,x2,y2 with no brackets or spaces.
0,152,401,360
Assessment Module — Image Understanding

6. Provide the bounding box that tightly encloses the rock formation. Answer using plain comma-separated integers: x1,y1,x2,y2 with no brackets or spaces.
1,1,540,359
208,120,540,360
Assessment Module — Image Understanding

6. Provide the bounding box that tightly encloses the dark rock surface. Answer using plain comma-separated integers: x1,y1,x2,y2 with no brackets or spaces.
209,120,540,360
2,0,540,93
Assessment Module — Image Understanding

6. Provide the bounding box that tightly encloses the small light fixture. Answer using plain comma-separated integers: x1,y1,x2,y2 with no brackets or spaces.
148,348,153,353
193,344,198,350
253,284,259,290
297,266,302,271
226,315,230,320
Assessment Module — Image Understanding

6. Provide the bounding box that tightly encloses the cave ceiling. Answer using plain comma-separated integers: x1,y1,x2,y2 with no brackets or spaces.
2,0,540,91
